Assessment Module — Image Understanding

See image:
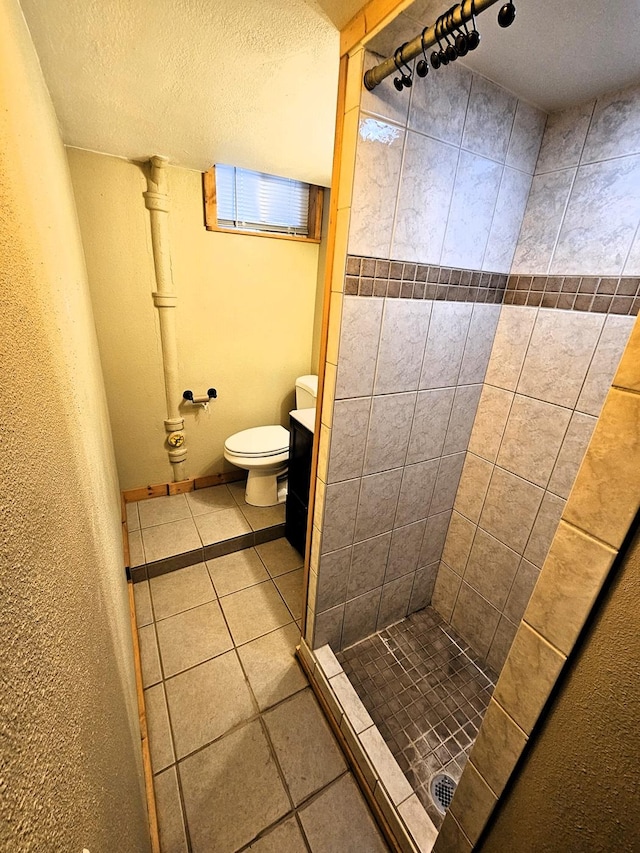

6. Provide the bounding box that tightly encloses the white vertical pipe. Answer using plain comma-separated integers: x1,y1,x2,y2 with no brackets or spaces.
143,155,187,481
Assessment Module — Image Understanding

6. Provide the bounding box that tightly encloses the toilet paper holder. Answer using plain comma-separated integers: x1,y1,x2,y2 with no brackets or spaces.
183,388,217,404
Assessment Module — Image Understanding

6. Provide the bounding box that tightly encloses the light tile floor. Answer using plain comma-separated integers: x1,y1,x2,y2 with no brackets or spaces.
134,538,390,853
127,482,286,567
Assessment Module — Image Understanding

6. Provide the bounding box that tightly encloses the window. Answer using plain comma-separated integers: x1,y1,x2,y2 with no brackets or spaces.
203,165,323,243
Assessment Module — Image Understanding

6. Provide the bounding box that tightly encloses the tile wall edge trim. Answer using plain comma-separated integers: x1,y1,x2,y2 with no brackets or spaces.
296,638,430,853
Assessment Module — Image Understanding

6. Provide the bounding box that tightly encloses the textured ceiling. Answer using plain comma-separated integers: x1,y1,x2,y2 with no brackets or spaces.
19,0,365,185
19,0,640,187
368,0,640,112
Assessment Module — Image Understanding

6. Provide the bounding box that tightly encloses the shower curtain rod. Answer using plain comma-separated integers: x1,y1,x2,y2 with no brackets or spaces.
364,0,503,91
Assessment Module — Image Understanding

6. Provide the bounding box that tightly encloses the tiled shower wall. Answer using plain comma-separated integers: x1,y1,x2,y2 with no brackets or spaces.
512,81,640,277
349,52,546,271
308,55,546,651
433,307,635,670
308,57,640,656
433,81,640,668
311,292,500,650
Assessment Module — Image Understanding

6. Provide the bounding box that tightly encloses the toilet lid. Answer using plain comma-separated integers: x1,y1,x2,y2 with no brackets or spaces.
224,425,289,458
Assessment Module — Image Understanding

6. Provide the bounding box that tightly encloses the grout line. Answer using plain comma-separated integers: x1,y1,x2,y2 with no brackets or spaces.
621,216,640,276
476,89,520,274
150,631,192,850
521,619,568,659
480,162,508,273
387,100,410,259
438,146,464,268
571,311,615,417
439,627,495,688
611,383,640,397
536,147,640,174
560,518,620,553
166,571,297,848
438,74,473,269
545,100,596,275
294,811,315,853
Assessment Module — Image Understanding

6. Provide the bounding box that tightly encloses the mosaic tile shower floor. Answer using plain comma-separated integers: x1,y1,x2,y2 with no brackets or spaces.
337,606,497,829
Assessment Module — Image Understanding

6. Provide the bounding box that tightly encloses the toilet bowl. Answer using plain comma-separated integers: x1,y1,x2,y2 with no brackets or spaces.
224,375,318,507
224,425,289,507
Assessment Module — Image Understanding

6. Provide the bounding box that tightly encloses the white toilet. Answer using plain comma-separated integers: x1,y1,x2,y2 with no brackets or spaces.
224,375,318,507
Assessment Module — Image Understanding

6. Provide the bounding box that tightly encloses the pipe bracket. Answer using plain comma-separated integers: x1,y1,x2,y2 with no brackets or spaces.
143,191,170,213
152,292,177,308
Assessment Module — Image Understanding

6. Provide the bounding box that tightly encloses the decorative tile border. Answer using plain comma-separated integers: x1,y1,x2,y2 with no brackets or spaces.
504,275,640,315
345,256,640,315
345,256,506,304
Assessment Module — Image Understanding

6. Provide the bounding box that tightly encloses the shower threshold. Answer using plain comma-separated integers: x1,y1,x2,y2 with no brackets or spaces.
298,607,496,851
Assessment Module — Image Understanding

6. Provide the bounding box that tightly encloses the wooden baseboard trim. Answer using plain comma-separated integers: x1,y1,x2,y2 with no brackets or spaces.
128,582,161,853
123,521,130,569
122,471,245,503
296,649,403,853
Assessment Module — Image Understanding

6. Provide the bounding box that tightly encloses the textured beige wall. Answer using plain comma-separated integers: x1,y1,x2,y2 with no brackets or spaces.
480,520,640,852
0,1,149,850
68,149,321,489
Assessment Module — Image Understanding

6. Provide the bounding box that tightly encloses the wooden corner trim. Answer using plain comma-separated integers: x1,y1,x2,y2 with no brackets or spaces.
128,582,161,853
340,0,410,56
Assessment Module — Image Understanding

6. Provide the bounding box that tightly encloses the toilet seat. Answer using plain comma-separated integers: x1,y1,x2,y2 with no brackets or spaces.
224,425,289,458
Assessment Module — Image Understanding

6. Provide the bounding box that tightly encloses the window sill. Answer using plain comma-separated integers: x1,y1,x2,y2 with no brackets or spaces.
205,223,321,244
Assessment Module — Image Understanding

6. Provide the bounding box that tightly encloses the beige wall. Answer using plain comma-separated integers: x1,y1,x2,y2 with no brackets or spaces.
479,518,640,852
0,1,149,850
68,149,322,490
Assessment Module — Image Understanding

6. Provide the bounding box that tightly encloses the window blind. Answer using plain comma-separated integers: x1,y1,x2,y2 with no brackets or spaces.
215,164,310,236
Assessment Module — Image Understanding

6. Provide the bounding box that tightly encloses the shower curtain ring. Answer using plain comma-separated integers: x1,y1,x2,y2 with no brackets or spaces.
453,2,469,56
416,26,430,77
466,0,481,50
443,7,459,63
393,44,413,90
498,0,517,27
431,16,449,68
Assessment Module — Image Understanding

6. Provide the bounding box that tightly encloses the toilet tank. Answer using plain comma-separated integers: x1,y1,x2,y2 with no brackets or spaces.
295,375,318,409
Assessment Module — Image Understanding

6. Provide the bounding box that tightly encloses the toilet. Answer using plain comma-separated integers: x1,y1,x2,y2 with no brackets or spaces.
224,375,318,507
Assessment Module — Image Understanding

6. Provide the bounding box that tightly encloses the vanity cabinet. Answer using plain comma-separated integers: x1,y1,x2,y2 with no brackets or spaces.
285,411,314,555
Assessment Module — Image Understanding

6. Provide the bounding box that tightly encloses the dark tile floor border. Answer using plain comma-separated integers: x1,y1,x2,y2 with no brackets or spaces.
345,255,640,315
130,523,286,583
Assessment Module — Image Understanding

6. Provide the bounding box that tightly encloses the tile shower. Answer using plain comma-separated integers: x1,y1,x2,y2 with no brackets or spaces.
305,47,640,845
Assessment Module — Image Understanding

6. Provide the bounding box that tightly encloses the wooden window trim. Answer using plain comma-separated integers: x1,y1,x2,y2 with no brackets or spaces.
203,166,323,244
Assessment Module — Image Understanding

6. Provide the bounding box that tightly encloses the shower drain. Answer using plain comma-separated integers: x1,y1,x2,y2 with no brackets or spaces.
430,773,457,814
